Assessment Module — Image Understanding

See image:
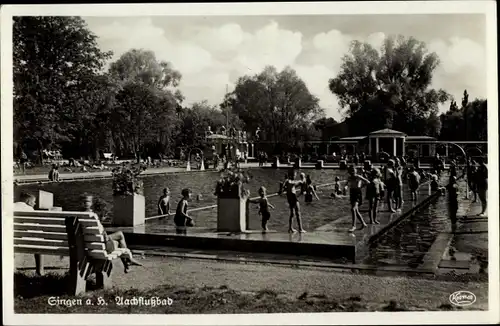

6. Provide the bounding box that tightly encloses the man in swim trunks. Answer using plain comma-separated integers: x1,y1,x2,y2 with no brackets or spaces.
384,159,398,213
283,170,306,233
347,165,370,232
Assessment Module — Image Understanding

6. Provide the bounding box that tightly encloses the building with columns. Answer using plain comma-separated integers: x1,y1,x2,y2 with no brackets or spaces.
368,129,407,157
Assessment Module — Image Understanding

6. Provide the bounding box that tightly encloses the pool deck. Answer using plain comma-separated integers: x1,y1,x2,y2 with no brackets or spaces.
108,183,440,263
14,162,443,184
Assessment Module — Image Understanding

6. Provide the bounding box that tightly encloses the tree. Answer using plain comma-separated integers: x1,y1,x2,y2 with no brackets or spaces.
329,35,449,136
111,82,179,159
440,90,487,141
109,49,182,91
107,49,184,159
223,66,323,152
13,16,112,161
177,101,243,149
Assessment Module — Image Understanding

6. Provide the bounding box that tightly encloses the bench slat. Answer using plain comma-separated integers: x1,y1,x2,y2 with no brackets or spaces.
14,230,68,241
13,217,66,225
14,244,70,256
87,242,106,251
79,219,100,227
84,234,105,242
14,223,66,233
83,226,101,235
14,238,68,247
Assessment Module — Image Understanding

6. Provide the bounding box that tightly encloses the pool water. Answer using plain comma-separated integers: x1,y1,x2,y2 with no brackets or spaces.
15,168,349,229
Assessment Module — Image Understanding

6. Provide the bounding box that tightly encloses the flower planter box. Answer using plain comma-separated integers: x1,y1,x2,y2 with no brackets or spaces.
217,196,247,232
294,158,302,169
271,157,280,169
112,194,145,226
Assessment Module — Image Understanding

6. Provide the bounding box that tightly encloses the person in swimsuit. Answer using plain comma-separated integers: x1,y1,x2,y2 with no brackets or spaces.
283,170,306,233
394,158,404,210
347,165,370,232
298,172,307,196
447,176,460,233
278,173,288,196
475,158,488,216
157,188,171,218
304,178,320,204
249,186,275,232
174,188,194,234
366,168,383,224
407,166,421,201
82,195,142,273
384,160,398,213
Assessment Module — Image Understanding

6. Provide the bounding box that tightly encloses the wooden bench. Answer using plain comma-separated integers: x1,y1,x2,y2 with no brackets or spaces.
14,210,127,295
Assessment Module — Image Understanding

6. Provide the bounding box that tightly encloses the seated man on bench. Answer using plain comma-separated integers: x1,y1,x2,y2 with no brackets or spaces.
82,195,143,273
14,192,47,275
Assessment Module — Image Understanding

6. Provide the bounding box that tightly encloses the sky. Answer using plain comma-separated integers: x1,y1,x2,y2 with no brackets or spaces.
83,14,487,120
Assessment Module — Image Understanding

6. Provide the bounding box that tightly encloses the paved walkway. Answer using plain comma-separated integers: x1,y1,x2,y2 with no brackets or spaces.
437,197,488,275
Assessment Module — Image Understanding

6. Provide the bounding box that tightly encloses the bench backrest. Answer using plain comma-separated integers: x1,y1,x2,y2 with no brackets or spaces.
14,210,106,257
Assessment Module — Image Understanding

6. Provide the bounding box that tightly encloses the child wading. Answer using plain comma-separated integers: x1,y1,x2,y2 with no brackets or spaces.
157,188,171,219
407,166,421,201
304,178,320,204
447,176,460,233
249,186,275,232
174,188,194,234
366,168,383,224
347,165,370,232
283,170,306,233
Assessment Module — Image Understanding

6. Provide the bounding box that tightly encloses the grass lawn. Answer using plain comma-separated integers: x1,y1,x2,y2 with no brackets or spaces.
13,254,488,314
14,272,468,314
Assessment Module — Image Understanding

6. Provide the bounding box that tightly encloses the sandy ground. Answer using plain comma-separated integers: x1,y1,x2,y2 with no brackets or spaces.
14,253,488,311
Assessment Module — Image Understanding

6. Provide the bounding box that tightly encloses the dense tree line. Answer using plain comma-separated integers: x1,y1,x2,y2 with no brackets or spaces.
13,17,488,162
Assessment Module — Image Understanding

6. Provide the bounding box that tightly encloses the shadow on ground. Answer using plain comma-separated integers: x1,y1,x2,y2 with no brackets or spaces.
14,272,102,299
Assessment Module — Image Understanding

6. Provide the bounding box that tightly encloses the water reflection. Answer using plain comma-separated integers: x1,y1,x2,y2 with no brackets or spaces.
363,194,451,266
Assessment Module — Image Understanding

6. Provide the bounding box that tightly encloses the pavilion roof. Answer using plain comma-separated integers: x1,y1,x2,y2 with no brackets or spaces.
369,128,406,136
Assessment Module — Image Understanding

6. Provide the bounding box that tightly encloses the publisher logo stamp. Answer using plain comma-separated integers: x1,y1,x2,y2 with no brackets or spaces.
449,291,476,306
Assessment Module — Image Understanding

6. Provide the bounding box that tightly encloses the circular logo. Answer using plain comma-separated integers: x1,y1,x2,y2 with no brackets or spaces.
449,291,476,306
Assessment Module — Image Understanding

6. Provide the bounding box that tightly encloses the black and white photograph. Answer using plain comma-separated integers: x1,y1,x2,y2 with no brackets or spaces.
1,2,498,325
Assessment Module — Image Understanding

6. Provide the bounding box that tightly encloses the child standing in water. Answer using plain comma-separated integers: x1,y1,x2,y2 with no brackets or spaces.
304,178,320,204
407,166,421,201
347,165,370,232
366,168,383,224
249,186,275,232
157,188,171,219
283,170,306,233
174,188,194,234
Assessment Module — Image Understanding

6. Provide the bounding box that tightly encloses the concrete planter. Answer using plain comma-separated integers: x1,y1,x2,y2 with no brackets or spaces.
294,158,302,169
112,194,146,226
217,188,248,232
272,157,280,169
339,160,347,170
315,160,324,169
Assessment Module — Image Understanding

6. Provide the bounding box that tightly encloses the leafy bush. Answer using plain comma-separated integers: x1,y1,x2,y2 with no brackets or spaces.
112,164,147,196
